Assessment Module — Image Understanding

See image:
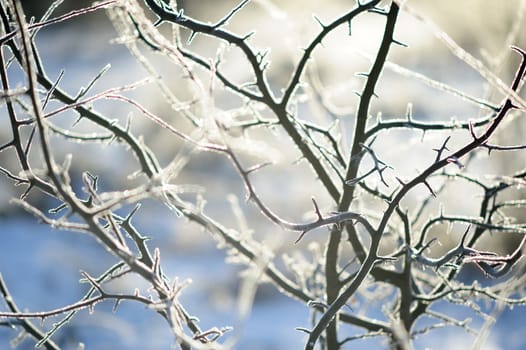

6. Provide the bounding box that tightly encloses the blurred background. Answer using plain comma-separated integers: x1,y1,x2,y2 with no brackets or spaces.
2,0,526,349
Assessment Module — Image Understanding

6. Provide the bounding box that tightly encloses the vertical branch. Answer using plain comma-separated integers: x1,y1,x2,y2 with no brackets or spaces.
341,3,400,211
320,3,400,349
0,2,56,197
11,0,62,195
277,1,382,202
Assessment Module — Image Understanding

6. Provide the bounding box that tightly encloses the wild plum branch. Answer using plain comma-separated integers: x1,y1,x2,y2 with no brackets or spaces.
306,44,526,350
2,1,526,349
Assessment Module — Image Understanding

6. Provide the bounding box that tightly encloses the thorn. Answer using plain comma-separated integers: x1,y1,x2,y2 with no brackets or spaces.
510,102,521,110
49,202,67,214
307,300,329,309
124,203,142,223
187,31,197,45
243,31,255,40
433,135,451,163
295,231,307,244
72,115,83,128
313,15,326,29
19,184,32,200
295,327,312,334
367,135,378,147
423,180,436,197
245,161,273,174
369,7,388,15
153,247,161,276
509,45,526,92
447,156,464,169
256,49,269,64
460,225,471,246
379,166,390,187
311,197,323,220
61,154,72,174
405,102,413,121
511,45,526,59
345,175,363,186
395,176,405,186
176,9,184,19
468,119,479,140
420,237,438,253
245,192,254,203
392,38,408,47
113,298,121,313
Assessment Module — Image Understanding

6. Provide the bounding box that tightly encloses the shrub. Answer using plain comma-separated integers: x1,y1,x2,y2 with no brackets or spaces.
1,0,526,349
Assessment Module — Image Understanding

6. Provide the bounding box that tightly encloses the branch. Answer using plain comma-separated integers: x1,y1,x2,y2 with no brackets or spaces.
225,147,375,238
0,274,60,350
280,0,382,107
